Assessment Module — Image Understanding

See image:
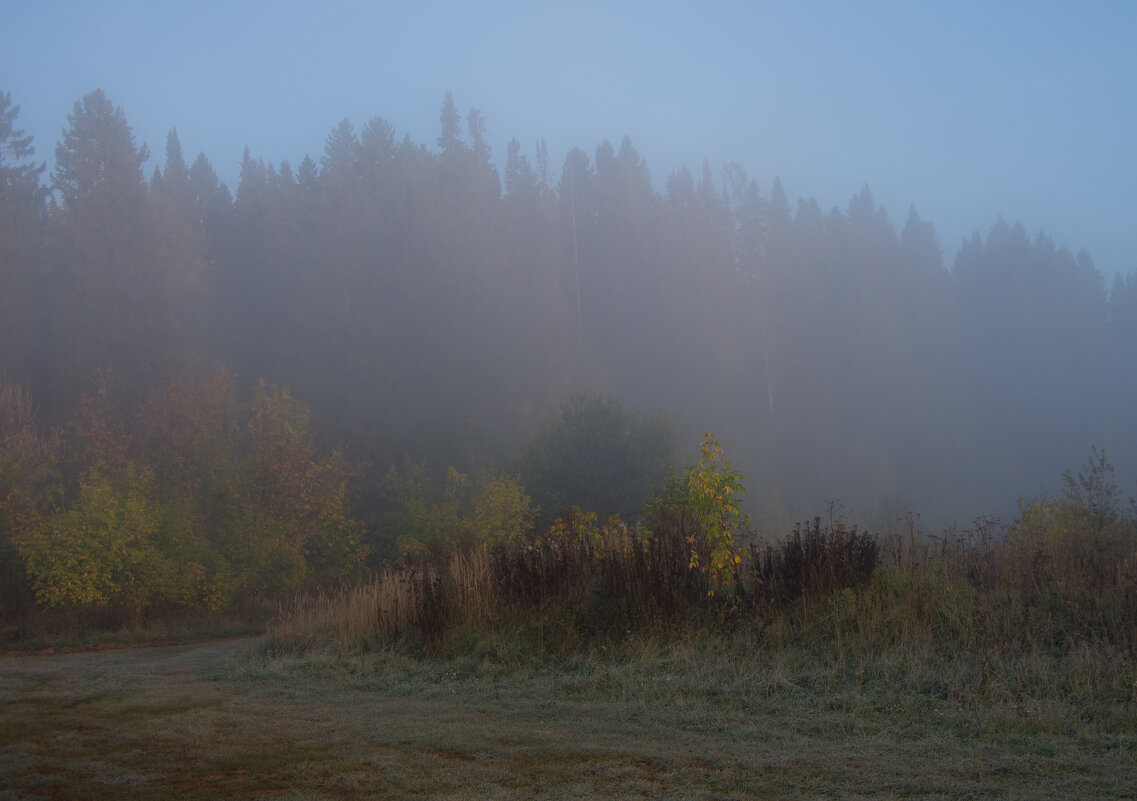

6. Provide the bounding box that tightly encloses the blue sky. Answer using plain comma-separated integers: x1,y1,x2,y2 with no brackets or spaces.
4,0,1135,279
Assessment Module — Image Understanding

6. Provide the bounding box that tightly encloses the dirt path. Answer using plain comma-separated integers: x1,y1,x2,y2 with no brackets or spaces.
0,634,261,683
0,638,278,800
3,634,262,659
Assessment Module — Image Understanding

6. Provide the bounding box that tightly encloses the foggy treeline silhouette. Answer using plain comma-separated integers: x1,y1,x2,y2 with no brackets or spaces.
2,87,1135,546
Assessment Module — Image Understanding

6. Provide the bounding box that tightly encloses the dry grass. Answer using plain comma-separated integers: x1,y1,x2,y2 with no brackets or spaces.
270,545,499,653
268,515,882,655
269,499,1137,673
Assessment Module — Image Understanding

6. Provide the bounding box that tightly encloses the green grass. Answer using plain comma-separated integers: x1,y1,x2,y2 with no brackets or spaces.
2,633,1135,800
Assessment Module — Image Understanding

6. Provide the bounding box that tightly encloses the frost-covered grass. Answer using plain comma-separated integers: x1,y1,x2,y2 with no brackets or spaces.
2,633,1135,800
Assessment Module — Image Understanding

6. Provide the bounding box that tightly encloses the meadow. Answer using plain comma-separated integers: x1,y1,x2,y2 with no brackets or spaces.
2,632,1135,800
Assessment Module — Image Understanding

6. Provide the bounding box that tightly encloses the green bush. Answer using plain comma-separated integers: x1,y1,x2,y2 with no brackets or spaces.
513,395,676,523
0,381,58,620
380,464,537,557
646,433,752,593
996,447,1137,648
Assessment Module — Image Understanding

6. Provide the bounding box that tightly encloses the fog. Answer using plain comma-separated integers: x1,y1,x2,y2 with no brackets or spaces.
2,2,1135,532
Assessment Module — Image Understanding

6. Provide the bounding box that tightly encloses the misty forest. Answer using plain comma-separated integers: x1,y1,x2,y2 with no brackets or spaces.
1,87,1135,633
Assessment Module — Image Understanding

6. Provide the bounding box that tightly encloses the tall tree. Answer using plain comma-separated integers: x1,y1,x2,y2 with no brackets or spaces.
188,151,231,231
0,92,48,388
53,89,149,214
437,91,463,163
952,219,1111,502
47,90,191,419
504,137,536,202
466,107,500,199
0,91,45,207
321,118,360,181
153,128,193,214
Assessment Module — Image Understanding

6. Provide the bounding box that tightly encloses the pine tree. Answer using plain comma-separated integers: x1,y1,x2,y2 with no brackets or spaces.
0,92,48,387
156,128,193,213
437,91,463,162
0,91,46,207
47,90,184,418
53,89,149,214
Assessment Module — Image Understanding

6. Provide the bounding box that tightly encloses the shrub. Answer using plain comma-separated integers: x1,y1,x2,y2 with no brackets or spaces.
470,473,537,547
646,433,752,593
380,464,537,558
995,447,1137,649
513,394,676,523
272,435,890,654
754,515,880,604
8,373,367,621
0,382,58,620
268,446,1136,662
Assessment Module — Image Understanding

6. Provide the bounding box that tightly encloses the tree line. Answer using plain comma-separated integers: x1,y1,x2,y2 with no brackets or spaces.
1,88,1134,620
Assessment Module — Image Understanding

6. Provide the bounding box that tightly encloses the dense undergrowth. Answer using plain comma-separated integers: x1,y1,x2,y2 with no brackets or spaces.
268,449,1137,690
268,513,878,655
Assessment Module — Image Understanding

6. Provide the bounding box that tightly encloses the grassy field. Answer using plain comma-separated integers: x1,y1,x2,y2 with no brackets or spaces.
2,633,1135,800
